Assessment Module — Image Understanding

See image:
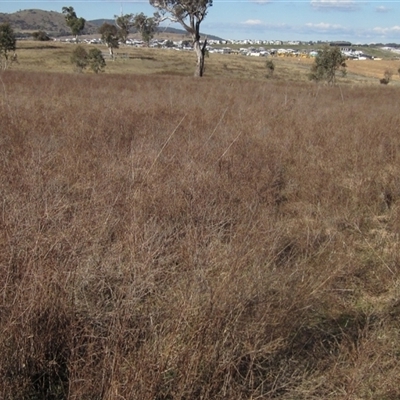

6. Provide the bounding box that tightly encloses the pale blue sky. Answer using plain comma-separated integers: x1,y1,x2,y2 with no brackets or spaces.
1,0,400,43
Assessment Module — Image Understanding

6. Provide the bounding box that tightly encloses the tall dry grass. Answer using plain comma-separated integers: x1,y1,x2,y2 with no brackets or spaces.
1,70,400,399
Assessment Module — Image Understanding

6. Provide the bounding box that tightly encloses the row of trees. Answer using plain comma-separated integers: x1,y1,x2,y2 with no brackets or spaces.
63,0,212,77
62,7,160,61
98,15,159,60
116,13,158,45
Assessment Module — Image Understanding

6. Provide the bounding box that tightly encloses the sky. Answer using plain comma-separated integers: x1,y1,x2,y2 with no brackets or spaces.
1,0,400,43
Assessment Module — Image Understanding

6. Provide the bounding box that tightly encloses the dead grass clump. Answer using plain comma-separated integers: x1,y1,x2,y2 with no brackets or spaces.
2,70,400,398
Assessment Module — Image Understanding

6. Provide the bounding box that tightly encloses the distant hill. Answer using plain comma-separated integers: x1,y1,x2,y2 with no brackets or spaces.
0,9,223,40
0,9,99,36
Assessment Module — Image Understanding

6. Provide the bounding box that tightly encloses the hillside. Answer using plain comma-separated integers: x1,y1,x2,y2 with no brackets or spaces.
0,9,99,36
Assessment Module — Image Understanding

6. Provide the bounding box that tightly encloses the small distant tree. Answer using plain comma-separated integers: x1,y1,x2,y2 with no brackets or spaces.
99,23,119,60
164,39,174,48
309,46,346,85
265,59,275,78
115,13,133,43
32,30,51,41
0,22,17,70
88,48,106,73
62,6,86,40
385,69,393,81
132,13,159,47
70,45,88,72
380,69,393,85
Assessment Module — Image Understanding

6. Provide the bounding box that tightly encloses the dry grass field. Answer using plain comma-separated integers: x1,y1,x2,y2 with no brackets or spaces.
1,45,400,399
13,40,400,84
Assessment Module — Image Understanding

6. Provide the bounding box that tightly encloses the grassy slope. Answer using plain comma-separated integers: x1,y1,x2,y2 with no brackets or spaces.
1,66,400,399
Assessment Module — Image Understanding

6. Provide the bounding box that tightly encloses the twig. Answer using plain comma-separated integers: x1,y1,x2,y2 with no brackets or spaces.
200,107,228,152
216,130,243,163
145,114,186,178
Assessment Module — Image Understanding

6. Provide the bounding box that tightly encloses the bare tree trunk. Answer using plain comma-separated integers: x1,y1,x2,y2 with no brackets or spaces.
193,37,207,77
108,46,114,60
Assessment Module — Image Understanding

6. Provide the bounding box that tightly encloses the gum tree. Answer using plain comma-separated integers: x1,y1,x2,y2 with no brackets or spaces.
115,13,159,45
115,13,133,43
62,6,86,40
99,23,119,60
149,0,212,77
0,22,17,70
132,13,159,46
309,46,347,85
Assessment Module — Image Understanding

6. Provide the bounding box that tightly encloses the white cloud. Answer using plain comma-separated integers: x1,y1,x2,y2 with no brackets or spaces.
375,5,390,13
302,22,352,36
242,19,264,26
310,0,360,11
234,20,353,39
373,26,400,35
305,22,344,30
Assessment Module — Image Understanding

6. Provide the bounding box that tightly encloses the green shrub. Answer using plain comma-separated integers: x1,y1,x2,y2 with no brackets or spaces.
32,31,51,41
309,45,347,85
70,45,88,72
265,59,275,78
88,48,106,74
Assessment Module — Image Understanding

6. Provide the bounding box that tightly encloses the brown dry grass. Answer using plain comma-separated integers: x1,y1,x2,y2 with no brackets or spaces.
1,70,400,399
346,59,400,83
